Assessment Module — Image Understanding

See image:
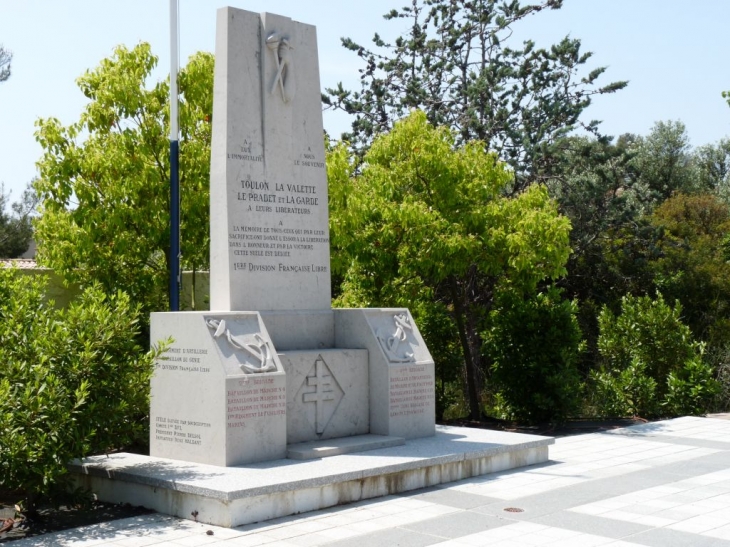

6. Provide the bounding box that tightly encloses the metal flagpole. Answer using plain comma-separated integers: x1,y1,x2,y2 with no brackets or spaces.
169,0,180,311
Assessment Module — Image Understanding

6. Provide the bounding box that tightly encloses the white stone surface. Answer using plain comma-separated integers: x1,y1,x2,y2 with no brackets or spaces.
260,309,334,350
71,426,554,527
334,309,436,439
150,311,286,466
209,7,331,312
287,434,405,459
280,349,369,444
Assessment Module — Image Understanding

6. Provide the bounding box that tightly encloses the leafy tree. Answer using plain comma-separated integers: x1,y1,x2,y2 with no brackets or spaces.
411,298,464,420
323,0,626,191
694,139,730,200
547,124,719,368
665,356,721,416
547,137,637,262
628,120,700,211
0,44,10,82
597,293,695,391
545,135,652,370
650,193,730,347
590,358,658,418
0,182,36,258
547,136,642,297
547,123,730,401
34,43,213,320
328,111,571,419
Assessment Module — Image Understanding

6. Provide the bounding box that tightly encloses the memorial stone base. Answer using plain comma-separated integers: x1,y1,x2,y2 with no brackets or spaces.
72,426,554,528
150,308,436,467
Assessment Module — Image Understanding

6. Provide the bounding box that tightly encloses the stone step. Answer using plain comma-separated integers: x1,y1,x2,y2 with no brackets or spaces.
286,434,405,459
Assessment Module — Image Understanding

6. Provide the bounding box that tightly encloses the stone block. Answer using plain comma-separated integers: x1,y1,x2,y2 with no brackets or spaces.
280,349,369,444
71,426,555,527
260,309,334,350
287,434,405,460
334,309,436,439
150,311,286,466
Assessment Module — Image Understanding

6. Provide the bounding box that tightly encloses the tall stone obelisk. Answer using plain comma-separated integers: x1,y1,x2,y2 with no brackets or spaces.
209,9,331,312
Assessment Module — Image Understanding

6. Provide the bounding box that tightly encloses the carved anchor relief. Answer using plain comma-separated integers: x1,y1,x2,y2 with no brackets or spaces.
266,33,296,103
205,318,276,373
377,313,416,363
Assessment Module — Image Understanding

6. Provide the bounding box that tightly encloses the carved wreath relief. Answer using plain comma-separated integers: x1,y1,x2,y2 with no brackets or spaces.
206,318,276,373
266,32,296,103
377,313,416,363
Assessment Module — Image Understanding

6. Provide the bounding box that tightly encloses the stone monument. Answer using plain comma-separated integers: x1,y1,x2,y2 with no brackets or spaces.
149,7,436,467
71,7,553,528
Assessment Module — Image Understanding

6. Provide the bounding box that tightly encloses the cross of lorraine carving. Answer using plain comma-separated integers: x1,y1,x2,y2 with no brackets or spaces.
301,355,342,435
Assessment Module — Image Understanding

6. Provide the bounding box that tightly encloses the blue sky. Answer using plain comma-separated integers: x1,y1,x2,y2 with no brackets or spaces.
1,0,729,202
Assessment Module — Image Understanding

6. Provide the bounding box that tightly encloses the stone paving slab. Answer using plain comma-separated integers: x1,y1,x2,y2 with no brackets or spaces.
11,416,730,546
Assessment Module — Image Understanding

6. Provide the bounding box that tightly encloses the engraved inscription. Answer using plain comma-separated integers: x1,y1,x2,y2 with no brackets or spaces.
294,147,325,169
157,346,211,373
229,224,329,272
228,140,263,162
230,179,321,212
389,364,434,418
227,377,286,429
154,416,211,445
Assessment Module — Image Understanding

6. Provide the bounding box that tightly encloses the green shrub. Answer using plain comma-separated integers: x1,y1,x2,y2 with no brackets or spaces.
592,293,717,418
484,287,584,424
0,267,166,506
664,356,720,416
598,293,696,394
707,344,730,412
589,358,658,417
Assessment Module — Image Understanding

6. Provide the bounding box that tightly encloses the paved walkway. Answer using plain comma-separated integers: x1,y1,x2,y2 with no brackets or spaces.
11,416,730,546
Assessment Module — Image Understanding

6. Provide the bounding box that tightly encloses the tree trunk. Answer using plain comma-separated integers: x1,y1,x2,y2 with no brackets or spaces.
450,276,482,420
